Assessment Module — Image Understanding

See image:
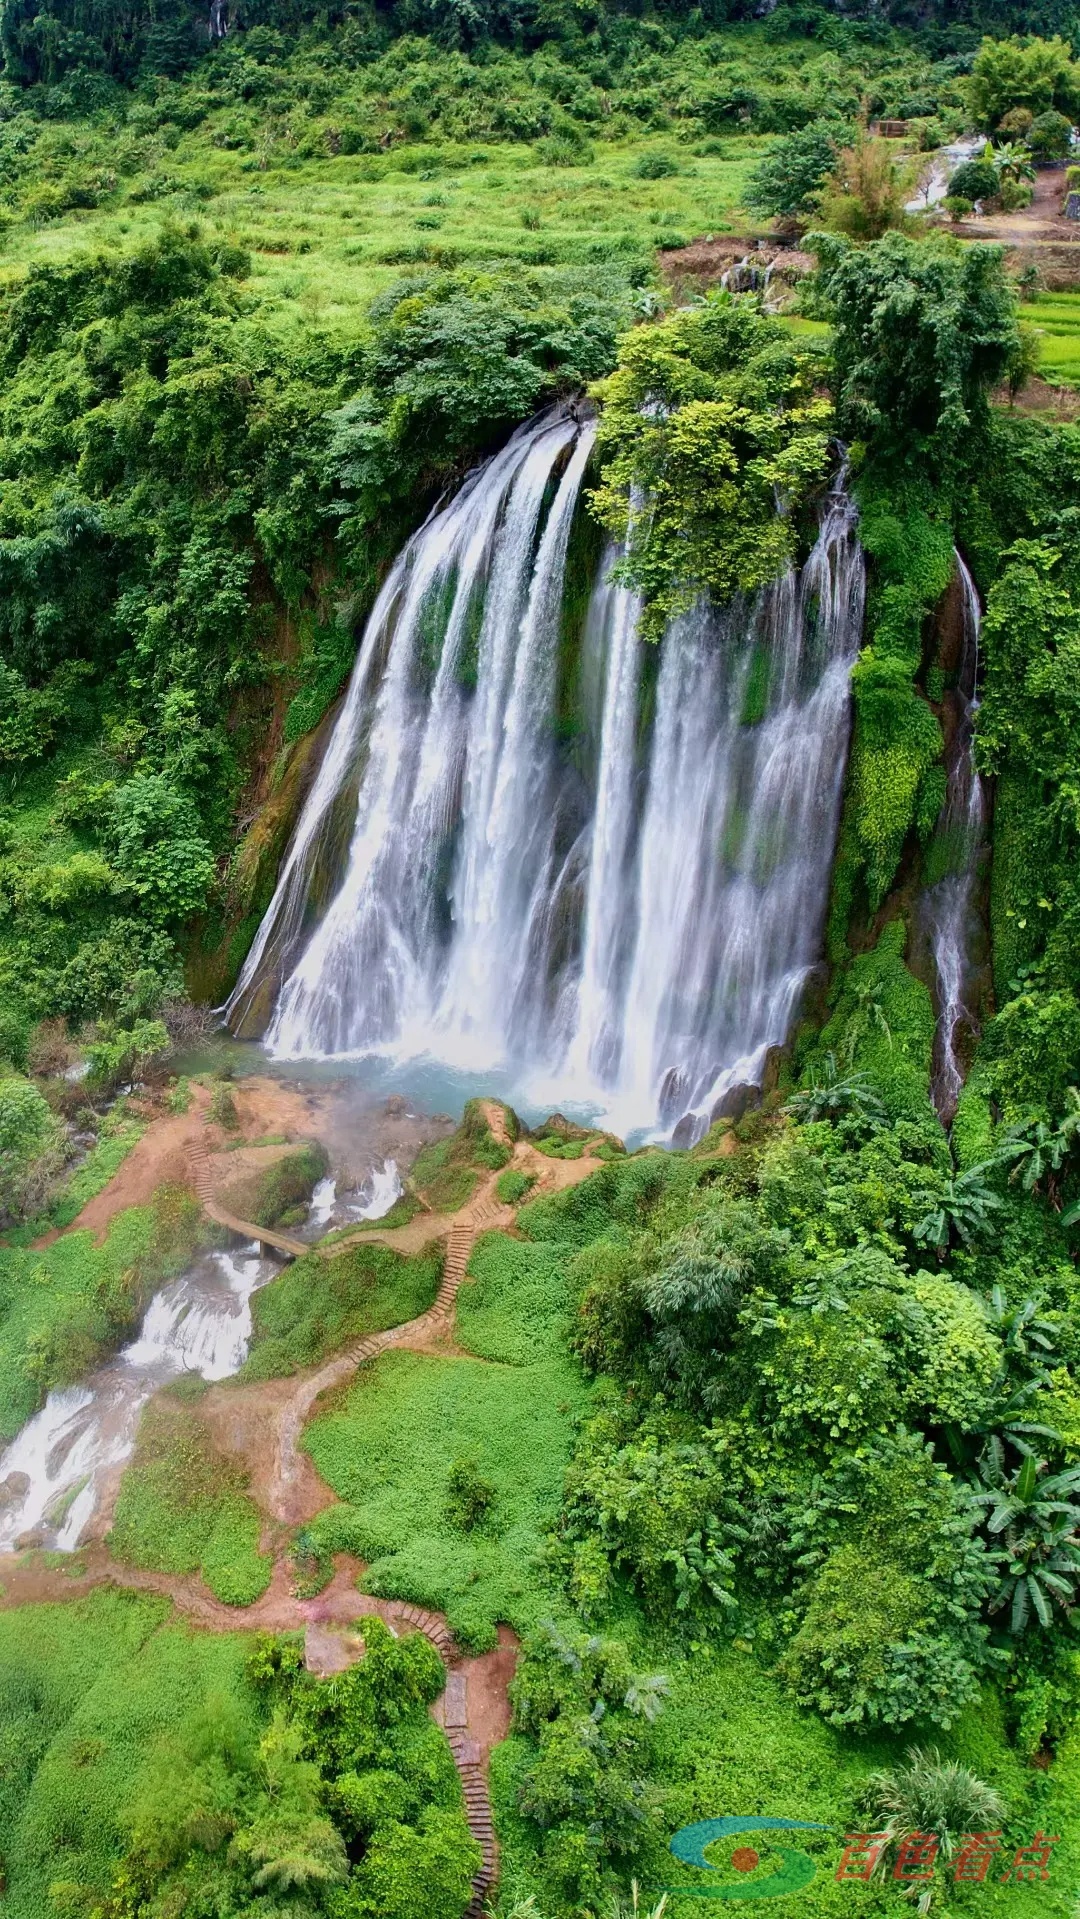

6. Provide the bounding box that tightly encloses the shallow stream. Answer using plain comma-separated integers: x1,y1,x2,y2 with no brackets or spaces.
0,1157,402,1554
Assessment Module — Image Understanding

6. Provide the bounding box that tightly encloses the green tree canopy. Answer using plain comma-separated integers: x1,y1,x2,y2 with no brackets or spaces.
590,294,831,641
808,232,1020,479
743,122,840,222
965,33,1080,130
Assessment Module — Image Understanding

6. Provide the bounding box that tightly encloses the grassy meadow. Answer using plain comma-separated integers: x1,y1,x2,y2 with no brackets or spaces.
1026,292,1080,386
0,131,766,338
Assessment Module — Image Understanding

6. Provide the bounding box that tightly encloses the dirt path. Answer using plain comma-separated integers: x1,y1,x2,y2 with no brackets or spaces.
0,1546,508,1917
266,1106,602,1524
8,1091,603,1913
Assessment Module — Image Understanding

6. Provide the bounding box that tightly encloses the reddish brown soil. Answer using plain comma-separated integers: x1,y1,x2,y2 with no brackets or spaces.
457,1624,519,1763
50,1078,323,1246
3,1086,606,1906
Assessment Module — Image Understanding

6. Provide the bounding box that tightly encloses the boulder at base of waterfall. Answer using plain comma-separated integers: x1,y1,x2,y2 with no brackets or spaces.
16,1527,49,1551
710,1082,761,1126
762,1044,787,1097
671,1113,701,1150
0,1471,30,1510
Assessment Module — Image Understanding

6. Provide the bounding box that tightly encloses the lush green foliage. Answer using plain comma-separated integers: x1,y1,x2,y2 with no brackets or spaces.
242,1238,442,1376
742,119,840,221
965,31,1080,128
0,1071,61,1219
4,17,1080,1919
591,293,831,640
512,1109,1080,1754
110,1397,272,1603
220,1138,328,1226
302,1221,593,1650
810,231,1019,481
407,1098,511,1209
0,1585,475,1919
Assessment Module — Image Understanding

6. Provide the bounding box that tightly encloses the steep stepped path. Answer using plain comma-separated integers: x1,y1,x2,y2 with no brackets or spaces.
0,1552,498,1914
267,1176,515,1523
162,1097,597,1907
188,1128,308,1260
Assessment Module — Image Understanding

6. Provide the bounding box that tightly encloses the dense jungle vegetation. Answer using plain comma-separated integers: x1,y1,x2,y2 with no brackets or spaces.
3,3,1080,1919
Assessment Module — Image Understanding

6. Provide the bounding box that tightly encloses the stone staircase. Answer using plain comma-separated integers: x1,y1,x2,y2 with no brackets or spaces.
268,1183,509,1521
188,1123,308,1261
188,1103,512,1907
364,1604,498,1913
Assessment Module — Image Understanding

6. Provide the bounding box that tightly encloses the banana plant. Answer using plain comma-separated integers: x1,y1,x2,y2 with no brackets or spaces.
913,1162,1003,1255
974,1442,1080,1632
1001,1086,1080,1207
785,1052,886,1126
993,140,1037,184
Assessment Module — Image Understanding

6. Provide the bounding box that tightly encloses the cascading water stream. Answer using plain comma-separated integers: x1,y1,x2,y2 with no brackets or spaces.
595,469,864,1139
230,419,865,1138
923,553,989,1123
432,422,597,1063
227,411,579,1038
0,1243,276,1553
0,1150,404,1553
563,553,643,1086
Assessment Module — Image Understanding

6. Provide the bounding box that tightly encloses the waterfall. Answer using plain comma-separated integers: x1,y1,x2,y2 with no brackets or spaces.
227,410,579,1038
432,422,597,1064
924,554,989,1124
230,419,865,1137
0,1244,275,1553
598,471,863,1140
564,553,643,1086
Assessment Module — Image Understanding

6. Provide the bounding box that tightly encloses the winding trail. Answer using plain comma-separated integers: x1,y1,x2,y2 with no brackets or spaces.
267,1175,513,1523
189,1124,309,1260
4,1102,600,1915
0,1548,501,1915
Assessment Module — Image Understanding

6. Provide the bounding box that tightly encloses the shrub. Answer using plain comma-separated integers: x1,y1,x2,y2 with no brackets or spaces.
817,134,917,240
444,1456,496,1531
207,1080,240,1130
0,1073,61,1220
744,123,838,221
109,776,216,928
633,150,678,178
809,231,1019,478
85,1019,170,1095
948,158,1000,203
348,1805,480,1919
965,34,1080,131
495,1166,536,1204
1027,109,1073,161
861,1747,1008,1865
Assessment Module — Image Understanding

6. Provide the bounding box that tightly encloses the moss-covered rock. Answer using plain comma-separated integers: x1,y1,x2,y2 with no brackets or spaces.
220,1140,329,1228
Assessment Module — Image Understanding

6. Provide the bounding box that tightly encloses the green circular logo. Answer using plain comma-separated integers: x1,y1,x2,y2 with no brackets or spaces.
663,1815,829,1900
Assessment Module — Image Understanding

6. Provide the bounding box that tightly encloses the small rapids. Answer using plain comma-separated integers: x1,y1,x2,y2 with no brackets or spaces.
0,1244,277,1554
0,1154,401,1554
303,1159,402,1237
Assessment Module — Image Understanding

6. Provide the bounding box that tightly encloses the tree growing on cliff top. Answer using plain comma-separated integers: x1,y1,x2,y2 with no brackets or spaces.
590,295,831,642
808,233,1020,480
